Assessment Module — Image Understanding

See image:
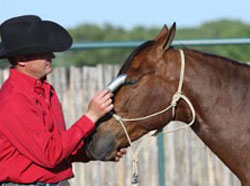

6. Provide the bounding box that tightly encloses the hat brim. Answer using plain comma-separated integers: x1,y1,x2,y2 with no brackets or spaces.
0,20,72,59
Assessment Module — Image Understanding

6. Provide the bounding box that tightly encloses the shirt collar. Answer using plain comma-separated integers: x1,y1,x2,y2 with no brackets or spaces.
9,68,50,95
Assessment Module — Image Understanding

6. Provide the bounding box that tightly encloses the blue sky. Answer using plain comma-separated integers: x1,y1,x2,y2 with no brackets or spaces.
1,0,249,30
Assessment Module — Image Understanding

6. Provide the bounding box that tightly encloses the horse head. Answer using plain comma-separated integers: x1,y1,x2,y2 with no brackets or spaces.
85,23,192,161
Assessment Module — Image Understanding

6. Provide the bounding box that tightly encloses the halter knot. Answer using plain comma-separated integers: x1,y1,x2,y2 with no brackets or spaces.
112,113,122,121
171,91,182,106
132,157,138,163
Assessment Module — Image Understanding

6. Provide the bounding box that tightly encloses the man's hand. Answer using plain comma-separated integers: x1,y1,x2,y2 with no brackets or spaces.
115,148,127,161
86,89,114,123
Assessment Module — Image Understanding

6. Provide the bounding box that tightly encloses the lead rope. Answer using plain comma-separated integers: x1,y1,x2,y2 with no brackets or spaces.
112,49,196,186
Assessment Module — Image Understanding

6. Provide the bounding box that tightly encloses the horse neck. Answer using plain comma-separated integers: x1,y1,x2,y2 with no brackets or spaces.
183,49,250,129
180,48,250,182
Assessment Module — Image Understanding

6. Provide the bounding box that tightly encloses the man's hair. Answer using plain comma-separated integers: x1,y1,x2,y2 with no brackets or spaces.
7,55,31,66
7,57,16,65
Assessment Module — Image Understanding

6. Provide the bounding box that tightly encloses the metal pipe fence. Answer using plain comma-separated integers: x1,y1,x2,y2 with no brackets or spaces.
71,38,250,50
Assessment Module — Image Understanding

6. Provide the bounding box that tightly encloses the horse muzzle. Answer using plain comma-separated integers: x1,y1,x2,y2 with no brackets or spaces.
85,132,117,161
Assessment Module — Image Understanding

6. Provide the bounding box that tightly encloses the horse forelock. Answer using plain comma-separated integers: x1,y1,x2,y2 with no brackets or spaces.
118,40,155,74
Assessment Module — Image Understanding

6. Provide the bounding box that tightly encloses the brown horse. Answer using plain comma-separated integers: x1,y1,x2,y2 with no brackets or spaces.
85,23,250,186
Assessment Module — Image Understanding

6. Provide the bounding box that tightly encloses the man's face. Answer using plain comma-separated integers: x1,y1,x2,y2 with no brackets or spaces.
19,52,55,79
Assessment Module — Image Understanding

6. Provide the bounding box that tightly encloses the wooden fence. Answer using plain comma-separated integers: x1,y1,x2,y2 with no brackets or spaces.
0,65,241,186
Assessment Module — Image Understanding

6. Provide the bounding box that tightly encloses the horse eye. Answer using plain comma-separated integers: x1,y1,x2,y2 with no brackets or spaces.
125,78,138,85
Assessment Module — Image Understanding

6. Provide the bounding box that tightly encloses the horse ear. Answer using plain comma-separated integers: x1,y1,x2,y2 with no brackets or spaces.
163,22,176,51
154,24,169,41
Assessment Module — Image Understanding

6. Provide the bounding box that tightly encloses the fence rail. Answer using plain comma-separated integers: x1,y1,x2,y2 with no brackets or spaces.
71,38,250,50
0,66,241,186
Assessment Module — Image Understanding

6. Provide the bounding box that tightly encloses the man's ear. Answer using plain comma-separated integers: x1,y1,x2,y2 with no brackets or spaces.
17,62,26,67
15,56,28,67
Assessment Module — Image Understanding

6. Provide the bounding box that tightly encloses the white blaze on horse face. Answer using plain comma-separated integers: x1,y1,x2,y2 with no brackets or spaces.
106,74,127,92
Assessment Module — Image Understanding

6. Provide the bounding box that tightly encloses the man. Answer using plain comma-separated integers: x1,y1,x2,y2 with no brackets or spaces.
0,15,125,186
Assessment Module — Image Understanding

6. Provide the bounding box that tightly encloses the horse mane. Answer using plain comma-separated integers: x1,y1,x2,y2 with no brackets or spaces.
118,40,155,74
186,48,250,68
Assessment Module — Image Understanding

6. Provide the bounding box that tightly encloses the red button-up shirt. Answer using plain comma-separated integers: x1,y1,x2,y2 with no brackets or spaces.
0,69,95,183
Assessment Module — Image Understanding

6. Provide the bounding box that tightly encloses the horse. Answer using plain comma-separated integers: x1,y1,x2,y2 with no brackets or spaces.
85,23,250,186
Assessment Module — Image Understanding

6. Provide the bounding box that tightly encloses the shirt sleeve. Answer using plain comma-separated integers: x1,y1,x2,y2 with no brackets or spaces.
0,93,95,169
69,144,91,163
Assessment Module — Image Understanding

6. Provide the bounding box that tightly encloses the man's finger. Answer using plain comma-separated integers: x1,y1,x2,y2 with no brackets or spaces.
96,89,110,98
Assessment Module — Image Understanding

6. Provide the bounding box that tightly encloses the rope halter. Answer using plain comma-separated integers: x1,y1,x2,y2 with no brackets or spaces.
112,49,196,186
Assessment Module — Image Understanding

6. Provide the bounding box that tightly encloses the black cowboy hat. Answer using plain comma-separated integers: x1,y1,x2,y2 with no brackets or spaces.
0,15,72,59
